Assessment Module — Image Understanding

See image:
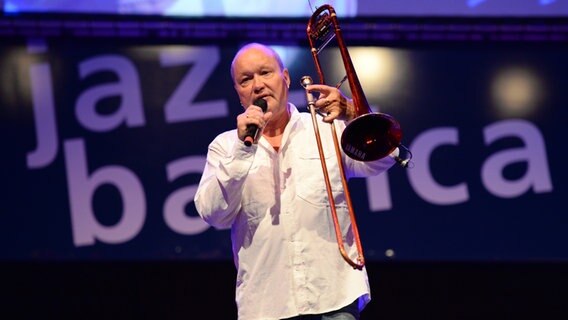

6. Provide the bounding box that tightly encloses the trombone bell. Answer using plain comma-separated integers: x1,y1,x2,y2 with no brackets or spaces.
342,113,402,162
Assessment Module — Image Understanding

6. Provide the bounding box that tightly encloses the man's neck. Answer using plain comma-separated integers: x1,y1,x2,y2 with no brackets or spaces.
263,104,290,138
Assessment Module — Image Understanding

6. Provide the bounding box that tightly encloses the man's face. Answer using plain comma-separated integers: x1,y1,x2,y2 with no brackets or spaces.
232,46,290,115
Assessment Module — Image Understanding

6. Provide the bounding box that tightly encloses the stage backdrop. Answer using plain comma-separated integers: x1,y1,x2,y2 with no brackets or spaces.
1,38,566,262
4,0,568,17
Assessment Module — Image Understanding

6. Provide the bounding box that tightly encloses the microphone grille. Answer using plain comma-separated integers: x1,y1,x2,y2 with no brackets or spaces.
253,98,268,112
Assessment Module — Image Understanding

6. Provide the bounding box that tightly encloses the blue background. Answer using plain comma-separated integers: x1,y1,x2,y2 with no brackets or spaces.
1,2,567,319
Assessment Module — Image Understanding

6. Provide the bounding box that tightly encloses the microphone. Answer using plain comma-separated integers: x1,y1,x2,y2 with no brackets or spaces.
244,98,268,147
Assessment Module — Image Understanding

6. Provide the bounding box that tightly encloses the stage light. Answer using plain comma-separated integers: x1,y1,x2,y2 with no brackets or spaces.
491,67,544,117
349,47,410,104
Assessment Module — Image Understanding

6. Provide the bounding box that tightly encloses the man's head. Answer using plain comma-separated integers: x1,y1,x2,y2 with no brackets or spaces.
230,43,291,117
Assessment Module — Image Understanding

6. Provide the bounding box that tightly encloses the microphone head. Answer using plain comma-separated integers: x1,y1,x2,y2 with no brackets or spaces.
253,98,268,112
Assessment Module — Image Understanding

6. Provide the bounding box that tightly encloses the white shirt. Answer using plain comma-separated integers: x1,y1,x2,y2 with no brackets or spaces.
195,103,396,320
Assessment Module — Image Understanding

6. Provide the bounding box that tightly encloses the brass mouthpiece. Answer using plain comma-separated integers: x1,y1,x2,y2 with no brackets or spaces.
300,75,313,88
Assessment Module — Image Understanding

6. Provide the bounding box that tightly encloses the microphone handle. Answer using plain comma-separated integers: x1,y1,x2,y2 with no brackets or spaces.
243,126,258,146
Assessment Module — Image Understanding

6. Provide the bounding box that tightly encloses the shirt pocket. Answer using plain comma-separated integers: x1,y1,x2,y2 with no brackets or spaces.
295,147,347,207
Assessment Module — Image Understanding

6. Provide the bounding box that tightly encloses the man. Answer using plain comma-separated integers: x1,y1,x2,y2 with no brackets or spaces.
194,43,397,319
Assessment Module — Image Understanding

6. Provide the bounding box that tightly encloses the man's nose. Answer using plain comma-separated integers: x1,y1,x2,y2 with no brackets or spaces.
252,75,265,91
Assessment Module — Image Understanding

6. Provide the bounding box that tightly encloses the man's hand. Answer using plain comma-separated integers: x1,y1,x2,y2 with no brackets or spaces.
237,104,273,143
304,84,355,123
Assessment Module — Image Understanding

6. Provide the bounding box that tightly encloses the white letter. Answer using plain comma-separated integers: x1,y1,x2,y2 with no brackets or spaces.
366,173,393,211
64,139,146,246
26,62,58,169
163,156,210,234
408,127,469,205
160,46,228,123
482,119,553,198
76,55,145,132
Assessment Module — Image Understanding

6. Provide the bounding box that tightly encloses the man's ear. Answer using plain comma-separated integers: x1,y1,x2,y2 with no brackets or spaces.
283,68,290,88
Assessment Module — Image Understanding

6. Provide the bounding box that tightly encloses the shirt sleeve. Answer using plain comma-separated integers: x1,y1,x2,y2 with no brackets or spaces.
194,134,256,229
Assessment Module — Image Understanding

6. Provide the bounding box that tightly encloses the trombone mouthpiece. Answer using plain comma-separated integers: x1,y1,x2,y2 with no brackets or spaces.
300,75,313,88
